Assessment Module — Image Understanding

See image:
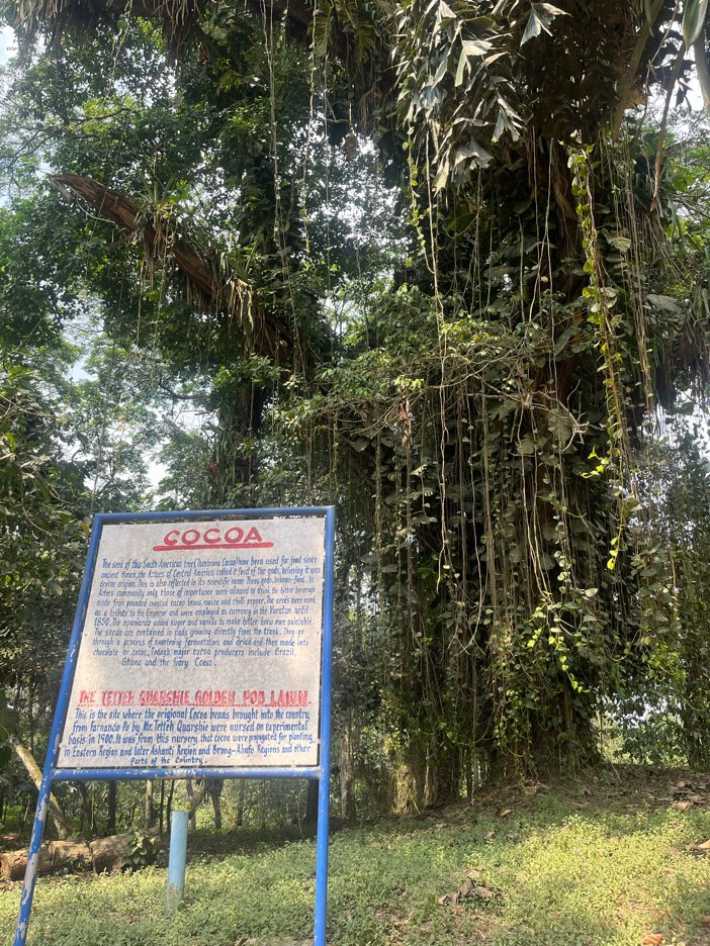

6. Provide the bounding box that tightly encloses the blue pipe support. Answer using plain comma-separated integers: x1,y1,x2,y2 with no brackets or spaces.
166,810,189,913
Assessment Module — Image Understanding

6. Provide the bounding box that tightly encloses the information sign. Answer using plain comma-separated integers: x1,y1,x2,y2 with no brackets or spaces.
14,507,335,946
59,516,326,770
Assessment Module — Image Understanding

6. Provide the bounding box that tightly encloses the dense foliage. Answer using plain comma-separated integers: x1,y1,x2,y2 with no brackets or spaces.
0,0,709,833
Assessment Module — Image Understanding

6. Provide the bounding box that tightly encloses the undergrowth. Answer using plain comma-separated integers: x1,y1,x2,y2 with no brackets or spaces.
2,769,710,946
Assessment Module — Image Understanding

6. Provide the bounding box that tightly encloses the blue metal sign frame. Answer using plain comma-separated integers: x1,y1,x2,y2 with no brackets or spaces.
13,505,336,946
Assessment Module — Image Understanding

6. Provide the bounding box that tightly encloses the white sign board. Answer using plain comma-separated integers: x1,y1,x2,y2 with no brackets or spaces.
58,516,326,769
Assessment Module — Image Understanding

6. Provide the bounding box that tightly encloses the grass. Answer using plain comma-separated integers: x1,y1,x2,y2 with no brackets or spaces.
2,768,710,946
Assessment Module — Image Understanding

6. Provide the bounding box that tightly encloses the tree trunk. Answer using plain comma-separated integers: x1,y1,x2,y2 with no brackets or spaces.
144,780,155,830
206,779,223,830
305,779,318,825
425,744,461,809
235,779,245,827
390,743,426,815
8,734,70,839
185,778,208,829
106,781,117,835
158,780,165,834
166,780,176,830
339,728,356,821
78,782,91,835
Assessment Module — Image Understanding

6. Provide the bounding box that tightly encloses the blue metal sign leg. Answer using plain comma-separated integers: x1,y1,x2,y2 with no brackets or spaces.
13,776,52,946
313,771,331,946
313,506,336,946
13,517,103,946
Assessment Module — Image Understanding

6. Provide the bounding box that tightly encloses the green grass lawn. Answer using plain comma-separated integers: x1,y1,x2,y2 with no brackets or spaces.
2,768,710,946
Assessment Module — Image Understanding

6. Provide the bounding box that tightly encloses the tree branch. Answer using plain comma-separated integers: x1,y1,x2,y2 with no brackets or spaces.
612,0,667,135
7,733,71,839
650,45,686,213
51,172,291,362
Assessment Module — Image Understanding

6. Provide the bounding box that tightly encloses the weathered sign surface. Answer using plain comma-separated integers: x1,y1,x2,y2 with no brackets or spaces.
58,516,326,769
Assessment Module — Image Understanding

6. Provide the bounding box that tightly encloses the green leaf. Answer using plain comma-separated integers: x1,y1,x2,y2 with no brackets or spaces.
461,38,493,56
647,293,682,314
0,690,17,734
455,48,468,87
485,50,508,66
521,2,568,45
606,233,632,253
683,0,708,47
537,2,569,16
517,436,536,455
554,324,579,355
521,8,545,43
548,408,572,444
434,157,451,191
456,38,493,86
432,56,448,87
453,137,493,169
492,109,507,142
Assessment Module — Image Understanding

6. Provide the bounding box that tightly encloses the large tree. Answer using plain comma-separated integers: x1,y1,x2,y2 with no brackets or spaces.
1,0,709,803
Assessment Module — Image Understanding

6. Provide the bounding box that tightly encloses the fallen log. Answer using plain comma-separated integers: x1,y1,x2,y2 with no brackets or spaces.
89,834,133,873
0,834,138,882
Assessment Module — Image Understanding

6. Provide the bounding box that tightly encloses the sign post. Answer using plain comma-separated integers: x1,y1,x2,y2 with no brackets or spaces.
166,809,189,912
14,506,335,946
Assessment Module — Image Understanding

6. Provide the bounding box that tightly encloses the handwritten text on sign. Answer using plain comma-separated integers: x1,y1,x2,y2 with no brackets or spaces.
57,517,326,769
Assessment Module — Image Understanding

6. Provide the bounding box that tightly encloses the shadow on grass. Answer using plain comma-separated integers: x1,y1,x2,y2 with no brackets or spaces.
658,869,710,946
3,767,709,946
186,822,317,858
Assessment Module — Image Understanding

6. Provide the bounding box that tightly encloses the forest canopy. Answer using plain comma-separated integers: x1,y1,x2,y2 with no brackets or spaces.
0,0,709,827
